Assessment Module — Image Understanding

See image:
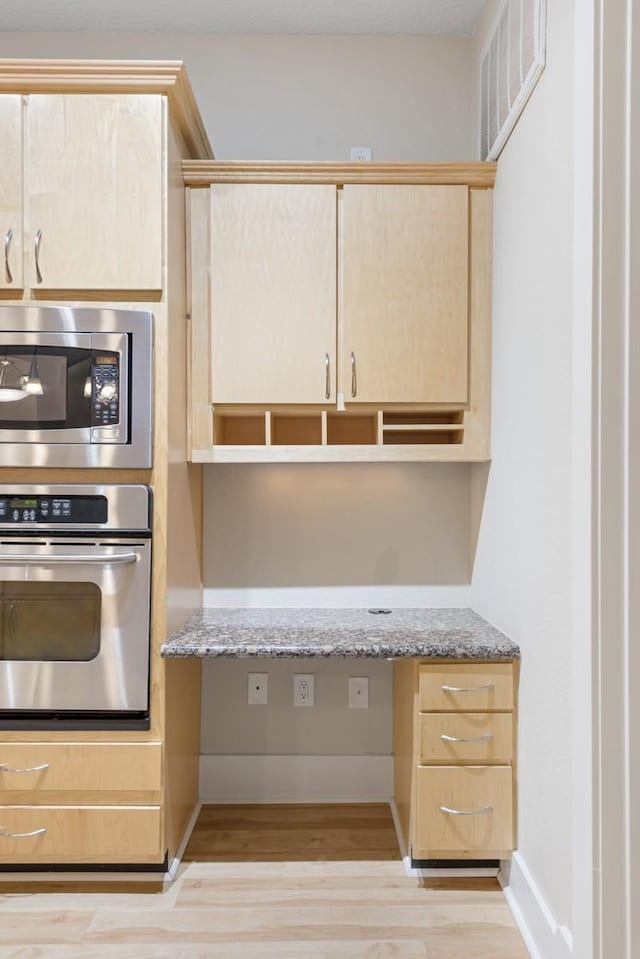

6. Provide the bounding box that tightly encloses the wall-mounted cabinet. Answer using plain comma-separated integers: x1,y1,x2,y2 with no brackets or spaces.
185,162,496,463
0,92,163,298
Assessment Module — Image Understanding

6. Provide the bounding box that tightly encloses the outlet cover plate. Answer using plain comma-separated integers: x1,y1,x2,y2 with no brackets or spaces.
350,146,372,161
349,676,369,708
248,672,268,705
294,673,315,707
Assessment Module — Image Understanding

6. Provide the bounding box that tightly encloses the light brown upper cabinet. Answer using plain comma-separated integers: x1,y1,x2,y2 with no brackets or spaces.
342,185,469,405
210,184,336,404
26,94,163,295
185,163,495,463
0,93,163,297
0,95,23,292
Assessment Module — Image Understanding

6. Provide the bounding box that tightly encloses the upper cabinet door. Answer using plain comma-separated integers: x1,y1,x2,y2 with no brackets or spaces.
342,185,469,404
210,184,336,404
0,95,23,291
27,94,163,294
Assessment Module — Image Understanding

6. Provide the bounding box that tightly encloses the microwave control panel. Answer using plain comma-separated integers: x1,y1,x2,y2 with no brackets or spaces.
91,354,120,427
0,495,108,525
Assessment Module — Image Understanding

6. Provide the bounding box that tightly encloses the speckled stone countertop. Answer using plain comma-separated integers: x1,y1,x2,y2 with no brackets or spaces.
161,608,519,660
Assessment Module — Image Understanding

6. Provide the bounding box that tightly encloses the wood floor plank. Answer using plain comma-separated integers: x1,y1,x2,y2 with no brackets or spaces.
0,943,428,959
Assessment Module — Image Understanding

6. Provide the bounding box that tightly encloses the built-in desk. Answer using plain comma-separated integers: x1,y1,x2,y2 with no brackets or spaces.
163,608,519,866
161,607,519,660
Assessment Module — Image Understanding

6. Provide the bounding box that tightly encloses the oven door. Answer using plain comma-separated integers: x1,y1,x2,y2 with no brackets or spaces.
0,539,150,716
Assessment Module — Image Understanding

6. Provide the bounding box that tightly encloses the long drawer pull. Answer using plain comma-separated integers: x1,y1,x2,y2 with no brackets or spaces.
440,805,494,817
0,552,138,566
440,733,494,744
0,762,50,774
440,683,496,693
0,826,47,839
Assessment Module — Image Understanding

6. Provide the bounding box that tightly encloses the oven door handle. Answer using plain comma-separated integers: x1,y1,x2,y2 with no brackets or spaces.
0,552,139,566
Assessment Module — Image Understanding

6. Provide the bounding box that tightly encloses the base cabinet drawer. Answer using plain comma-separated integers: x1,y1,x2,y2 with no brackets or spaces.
413,765,513,859
0,805,163,864
417,713,513,764
419,664,514,712
0,743,162,794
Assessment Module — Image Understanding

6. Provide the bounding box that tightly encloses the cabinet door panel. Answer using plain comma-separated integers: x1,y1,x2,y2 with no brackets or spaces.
210,184,336,404
343,185,468,404
27,94,162,292
0,95,23,291
414,765,512,858
0,805,162,863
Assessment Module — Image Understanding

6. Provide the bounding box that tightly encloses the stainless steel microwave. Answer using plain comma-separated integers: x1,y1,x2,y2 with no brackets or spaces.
0,307,152,468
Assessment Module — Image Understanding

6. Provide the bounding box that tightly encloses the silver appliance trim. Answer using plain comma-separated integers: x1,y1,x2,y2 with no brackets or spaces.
0,306,152,468
0,484,150,532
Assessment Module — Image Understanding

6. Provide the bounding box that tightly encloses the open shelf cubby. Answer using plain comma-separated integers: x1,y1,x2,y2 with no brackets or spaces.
382,410,464,446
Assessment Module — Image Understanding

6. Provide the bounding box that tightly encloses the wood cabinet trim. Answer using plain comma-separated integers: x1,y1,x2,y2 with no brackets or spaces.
183,161,496,187
0,59,212,159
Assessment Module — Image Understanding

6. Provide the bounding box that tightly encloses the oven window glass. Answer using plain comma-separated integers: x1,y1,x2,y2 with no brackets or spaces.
0,582,101,661
0,347,92,429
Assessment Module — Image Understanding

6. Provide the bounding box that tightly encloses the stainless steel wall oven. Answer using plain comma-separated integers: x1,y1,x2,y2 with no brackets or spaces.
0,485,152,730
0,307,152,468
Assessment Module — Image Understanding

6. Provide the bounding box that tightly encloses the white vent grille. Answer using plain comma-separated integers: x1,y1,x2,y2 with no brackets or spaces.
480,0,547,160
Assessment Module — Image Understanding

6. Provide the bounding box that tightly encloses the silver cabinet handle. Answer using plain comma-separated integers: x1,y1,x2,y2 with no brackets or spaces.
440,684,496,693
0,826,47,839
440,734,494,744
350,351,357,398
4,228,13,284
0,762,50,774
440,805,494,816
34,229,43,284
325,353,331,400
0,552,138,566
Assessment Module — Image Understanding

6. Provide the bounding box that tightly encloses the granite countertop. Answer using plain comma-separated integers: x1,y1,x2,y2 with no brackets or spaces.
161,608,519,660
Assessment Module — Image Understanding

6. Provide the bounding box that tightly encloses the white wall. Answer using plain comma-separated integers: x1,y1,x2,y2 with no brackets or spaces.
0,31,474,160
471,1,578,955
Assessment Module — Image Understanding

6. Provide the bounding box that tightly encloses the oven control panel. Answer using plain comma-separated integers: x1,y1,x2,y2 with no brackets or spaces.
0,495,108,525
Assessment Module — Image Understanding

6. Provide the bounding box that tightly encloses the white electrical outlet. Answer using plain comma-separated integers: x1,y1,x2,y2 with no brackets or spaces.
350,146,372,161
293,673,315,706
248,672,268,705
349,676,369,709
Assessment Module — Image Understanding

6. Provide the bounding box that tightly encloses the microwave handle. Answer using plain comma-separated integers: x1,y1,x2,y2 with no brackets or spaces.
0,552,138,566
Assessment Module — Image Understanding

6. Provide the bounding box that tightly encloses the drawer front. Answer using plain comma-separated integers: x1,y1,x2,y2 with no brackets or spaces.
0,805,163,863
418,713,513,764
419,664,514,712
414,765,513,858
0,743,162,793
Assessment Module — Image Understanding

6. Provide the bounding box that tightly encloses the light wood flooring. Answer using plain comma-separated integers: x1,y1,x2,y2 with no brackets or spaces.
0,803,529,958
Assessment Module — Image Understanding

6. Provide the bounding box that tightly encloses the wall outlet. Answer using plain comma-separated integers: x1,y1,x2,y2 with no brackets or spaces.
293,673,315,706
350,146,372,161
349,676,369,709
247,672,268,705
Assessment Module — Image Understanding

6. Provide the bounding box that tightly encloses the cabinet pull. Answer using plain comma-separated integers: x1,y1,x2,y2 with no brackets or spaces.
325,353,331,400
350,351,357,398
440,805,493,817
440,683,495,693
0,762,50,774
0,826,47,839
4,228,13,284
34,229,43,284
440,733,494,744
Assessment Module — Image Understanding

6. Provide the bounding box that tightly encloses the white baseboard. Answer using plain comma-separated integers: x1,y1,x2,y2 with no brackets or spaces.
199,754,393,803
166,800,202,880
500,852,573,959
